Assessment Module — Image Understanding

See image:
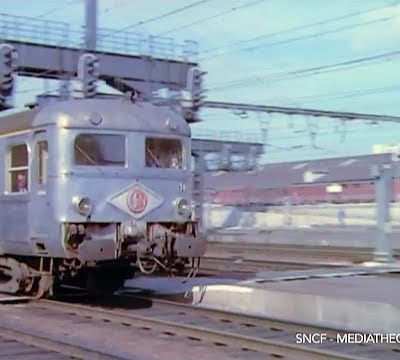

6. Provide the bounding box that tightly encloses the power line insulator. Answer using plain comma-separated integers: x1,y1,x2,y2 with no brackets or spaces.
78,53,99,98
0,43,17,103
186,67,207,111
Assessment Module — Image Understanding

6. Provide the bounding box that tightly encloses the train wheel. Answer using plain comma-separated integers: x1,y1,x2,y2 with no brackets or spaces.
0,257,53,298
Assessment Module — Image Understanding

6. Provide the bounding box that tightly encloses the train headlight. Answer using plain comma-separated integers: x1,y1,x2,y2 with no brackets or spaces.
73,196,93,217
175,198,191,218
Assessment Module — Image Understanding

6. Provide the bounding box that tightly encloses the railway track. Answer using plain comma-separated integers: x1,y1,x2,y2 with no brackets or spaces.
206,242,400,263
0,324,120,360
200,256,341,274
20,295,396,360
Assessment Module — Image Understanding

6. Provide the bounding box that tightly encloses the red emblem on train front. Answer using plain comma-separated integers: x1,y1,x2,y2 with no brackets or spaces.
127,188,148,213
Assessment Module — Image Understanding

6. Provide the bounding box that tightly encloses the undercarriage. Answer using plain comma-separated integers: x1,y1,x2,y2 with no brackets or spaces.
0,221,205,298
0,241,203,299
0,256,134,298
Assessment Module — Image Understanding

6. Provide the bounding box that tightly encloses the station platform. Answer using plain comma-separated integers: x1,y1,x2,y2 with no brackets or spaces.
124,263,400,334
190,263,400,333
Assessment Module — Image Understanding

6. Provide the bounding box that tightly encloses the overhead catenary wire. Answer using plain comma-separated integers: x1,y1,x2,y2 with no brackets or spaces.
8,0,396,147
12,0,209,101
156,0,270,36
201,1,400,55
198,110,388,132
198,103,397,139
100,0,212,40
254,84,400,106
32,0,79,19
193,125,395,157
197,116,388,138
101,0,131,15
287,86,400,104
208,49,400,92
201,11,400,61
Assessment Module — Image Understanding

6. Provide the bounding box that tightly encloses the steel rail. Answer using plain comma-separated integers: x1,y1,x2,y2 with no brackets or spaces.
207,242,400,261
122,294,399,353
120,294,358,337
36,299,369,360
209,242,377,252
214,243,356,249
200,256,335,273
204,254,345,266
0,326,122,360
0,295,32,304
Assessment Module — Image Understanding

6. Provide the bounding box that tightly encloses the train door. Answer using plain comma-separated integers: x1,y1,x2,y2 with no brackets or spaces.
30,131,50,254
2,135,30,252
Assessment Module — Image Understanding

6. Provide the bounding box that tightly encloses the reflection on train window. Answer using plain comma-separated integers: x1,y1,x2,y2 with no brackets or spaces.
36,141,48,185
8,144,29,193
74,134,125,166
145,138,183,169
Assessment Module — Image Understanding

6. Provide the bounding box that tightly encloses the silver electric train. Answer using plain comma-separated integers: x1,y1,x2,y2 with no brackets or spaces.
0,97,206,297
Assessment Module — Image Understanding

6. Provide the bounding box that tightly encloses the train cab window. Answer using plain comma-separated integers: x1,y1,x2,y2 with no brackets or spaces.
7,144,29,193
36,141,48,185
74,134,125,166
145,138,183,169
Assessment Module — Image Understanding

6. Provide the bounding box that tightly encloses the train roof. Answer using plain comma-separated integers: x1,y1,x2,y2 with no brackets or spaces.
0,108,40,135
0,98,190,137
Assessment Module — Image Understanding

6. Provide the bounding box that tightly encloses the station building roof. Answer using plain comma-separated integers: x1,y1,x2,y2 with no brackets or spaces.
204,153,396,191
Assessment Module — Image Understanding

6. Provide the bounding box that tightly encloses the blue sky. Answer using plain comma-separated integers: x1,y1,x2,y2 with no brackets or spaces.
1,0,400,163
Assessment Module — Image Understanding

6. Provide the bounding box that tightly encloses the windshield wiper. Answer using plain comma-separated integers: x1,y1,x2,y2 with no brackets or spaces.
75,143,100,166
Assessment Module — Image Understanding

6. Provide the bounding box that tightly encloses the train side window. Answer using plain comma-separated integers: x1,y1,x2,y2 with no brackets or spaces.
7,144,29,193
36,141,48,185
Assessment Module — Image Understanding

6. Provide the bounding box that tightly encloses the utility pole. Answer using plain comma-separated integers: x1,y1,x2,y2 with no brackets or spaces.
85,0,97,51
372,164,394,262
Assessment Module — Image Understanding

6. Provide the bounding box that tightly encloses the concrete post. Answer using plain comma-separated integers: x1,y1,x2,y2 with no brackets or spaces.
283,197,292,226
85,0,97,51
220,144,231,171
373,164,394,262
59,80,70,100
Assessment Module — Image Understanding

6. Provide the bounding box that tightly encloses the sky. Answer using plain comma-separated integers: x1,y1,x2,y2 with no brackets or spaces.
1,0,400,163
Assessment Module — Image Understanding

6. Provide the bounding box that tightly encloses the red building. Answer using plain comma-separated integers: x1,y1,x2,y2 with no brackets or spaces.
204,153,400,206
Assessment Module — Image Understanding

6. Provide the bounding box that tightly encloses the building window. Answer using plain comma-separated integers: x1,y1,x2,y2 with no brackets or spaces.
145,137,183,169
36,141,48,185
8,144,29,193
74,134,125,166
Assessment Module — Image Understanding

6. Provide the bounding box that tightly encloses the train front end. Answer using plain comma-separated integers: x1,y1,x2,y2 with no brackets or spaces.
53,99,205,282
